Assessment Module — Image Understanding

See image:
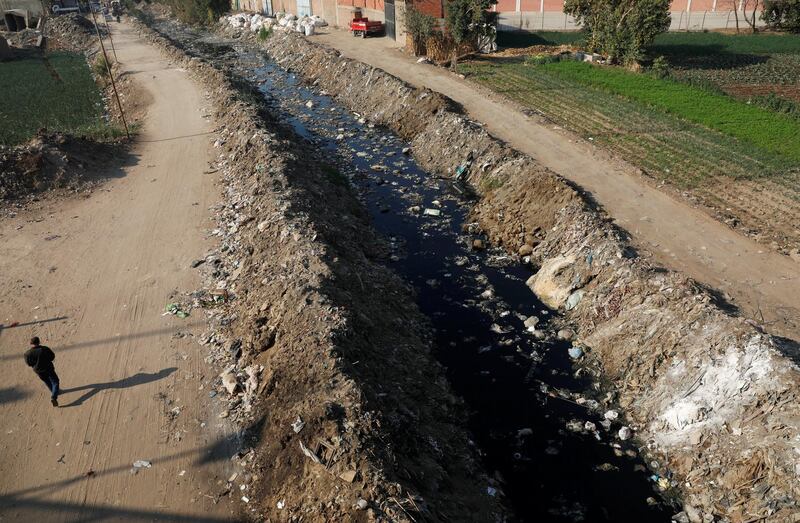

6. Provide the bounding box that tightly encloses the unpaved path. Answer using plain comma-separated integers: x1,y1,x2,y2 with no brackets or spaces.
315,28,800,341
0,22,238,521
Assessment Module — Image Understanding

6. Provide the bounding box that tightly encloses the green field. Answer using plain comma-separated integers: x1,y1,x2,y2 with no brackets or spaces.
537,60,800,162
0,51,113,145
461,52,800,250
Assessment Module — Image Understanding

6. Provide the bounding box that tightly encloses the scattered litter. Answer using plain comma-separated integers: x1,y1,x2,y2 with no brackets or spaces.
618,426,633,441
241,496,250,503
179,470,186,476
568,346,584,359
300,441,321,464
564,290,585,311
132,460,152,469
604,410,619,421
486,486,497,497
356,499,369,510
423,208,441,217
277,499,285,509
164,303,189,318
291,416,305,433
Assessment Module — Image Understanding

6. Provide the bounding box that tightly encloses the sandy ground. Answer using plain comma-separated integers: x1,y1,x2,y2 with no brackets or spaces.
0,22,239,522
314,28,800,341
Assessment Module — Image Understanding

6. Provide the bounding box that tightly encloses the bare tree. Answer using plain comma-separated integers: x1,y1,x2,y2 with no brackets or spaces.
741,0,762,31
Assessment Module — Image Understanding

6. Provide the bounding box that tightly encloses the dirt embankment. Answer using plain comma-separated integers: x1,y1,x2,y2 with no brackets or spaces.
132,14,497,522
238,29,800,523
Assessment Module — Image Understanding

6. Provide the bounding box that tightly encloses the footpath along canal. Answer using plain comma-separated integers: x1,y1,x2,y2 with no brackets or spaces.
152,20,677,522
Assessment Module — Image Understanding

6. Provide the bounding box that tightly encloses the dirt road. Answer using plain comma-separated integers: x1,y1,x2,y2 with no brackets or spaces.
0,22,238,521
315,28,800,340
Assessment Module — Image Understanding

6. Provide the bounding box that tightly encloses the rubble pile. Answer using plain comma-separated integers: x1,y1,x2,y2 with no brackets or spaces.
0,132,108,202
132,12,496,521
247,31,800,523
46,13,98,52
222,11,326,37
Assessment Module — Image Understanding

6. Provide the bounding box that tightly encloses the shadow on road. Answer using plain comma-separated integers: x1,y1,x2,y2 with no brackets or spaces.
0,415,266,521
0,323,204,362
59,367,178,408
0,386,32,405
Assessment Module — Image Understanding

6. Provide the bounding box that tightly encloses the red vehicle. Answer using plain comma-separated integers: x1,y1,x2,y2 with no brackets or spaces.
349,17,384,38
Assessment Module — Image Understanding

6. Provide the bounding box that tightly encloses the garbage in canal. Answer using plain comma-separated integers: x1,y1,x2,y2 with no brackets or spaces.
151,28,677,520
565,289,585,311
568,346,584,359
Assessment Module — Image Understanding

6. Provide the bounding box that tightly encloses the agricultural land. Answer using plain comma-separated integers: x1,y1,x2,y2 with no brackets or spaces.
467,31,800,255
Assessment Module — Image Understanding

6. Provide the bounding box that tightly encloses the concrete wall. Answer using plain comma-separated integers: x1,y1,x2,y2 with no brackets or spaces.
497,9,765,31
0,0,42,18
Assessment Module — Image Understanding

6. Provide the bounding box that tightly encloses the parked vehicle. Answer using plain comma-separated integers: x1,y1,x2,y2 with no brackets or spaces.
349,17,384,38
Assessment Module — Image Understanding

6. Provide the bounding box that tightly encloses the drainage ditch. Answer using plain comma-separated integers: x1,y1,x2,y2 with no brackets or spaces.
152,20,677,522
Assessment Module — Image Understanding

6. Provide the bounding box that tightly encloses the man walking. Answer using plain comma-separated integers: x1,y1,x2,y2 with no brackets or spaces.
24,337,60,407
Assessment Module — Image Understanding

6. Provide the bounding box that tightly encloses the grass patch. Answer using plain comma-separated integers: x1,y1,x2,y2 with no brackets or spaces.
0,51,113,146
538,60,800,162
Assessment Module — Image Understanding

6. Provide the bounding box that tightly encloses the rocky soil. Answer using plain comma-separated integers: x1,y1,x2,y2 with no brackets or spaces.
0,132,129,205
132,11,498,522
220,26,800,523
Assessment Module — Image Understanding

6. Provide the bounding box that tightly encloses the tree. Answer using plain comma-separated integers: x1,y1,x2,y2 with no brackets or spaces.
762,0,800,32
741,0,762,31
444,0,495,71
563,0,671,65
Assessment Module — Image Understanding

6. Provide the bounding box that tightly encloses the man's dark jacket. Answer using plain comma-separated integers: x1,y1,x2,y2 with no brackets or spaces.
24,346,56,375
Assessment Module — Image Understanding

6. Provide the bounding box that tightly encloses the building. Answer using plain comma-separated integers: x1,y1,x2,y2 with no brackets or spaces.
232,0,762,44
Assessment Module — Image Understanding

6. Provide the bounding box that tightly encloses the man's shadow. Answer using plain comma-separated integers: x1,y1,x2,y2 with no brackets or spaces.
59,368,177,408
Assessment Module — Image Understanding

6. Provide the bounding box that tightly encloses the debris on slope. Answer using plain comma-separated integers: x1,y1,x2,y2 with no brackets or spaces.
132,12,497,522
246,30,800,523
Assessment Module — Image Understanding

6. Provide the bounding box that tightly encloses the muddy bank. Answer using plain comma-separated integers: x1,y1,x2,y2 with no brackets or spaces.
132,13,496,522
233,28,800,523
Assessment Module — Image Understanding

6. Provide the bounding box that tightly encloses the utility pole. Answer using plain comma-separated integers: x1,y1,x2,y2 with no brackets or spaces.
89,6,130,139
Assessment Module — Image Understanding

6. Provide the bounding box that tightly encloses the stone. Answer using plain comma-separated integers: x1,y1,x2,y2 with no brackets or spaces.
556,328,575,341
618,426,632,441
518,244,533,256
523,316,539,329
472,239,485,251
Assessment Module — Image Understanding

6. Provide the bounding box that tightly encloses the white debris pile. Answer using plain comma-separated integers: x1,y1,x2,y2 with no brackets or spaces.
222,12,327,36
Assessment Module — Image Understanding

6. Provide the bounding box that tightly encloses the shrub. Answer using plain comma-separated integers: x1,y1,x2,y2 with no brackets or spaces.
163,0,229,25
258,25,272,41
564,0,671,64
406,6,436,56
525,53,564,65
761,0,800,32
649,55,670,78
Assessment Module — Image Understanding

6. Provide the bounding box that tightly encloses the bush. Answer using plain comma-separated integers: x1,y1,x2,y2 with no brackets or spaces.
406,6,436,56
258,25,272,41
564,0,671,64
163,0,228,25
649,55,670,78
761,0,800,32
